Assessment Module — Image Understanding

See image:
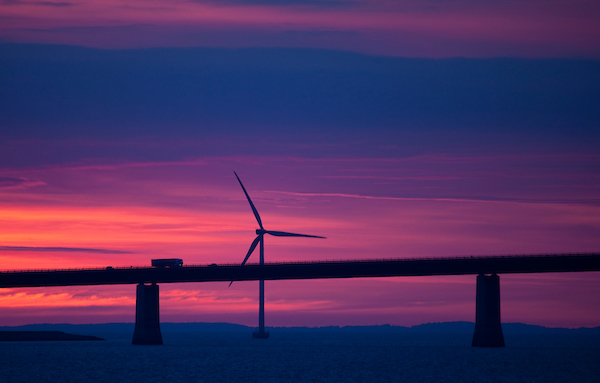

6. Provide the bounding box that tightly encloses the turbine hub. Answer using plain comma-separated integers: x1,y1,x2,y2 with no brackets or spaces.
256,229,266,235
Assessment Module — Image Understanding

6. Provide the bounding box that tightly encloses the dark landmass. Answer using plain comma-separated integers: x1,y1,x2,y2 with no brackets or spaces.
0,330,104,341
1,322,599,336
269,322,600,334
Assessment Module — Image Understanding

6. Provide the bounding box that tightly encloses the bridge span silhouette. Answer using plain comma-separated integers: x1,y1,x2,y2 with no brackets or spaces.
1,253,599,347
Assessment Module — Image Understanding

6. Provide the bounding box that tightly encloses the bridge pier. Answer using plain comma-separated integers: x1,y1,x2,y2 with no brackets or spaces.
472,273,505,347
132,283,163,345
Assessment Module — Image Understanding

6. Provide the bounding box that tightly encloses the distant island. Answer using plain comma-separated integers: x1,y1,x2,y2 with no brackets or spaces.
0,330,104,341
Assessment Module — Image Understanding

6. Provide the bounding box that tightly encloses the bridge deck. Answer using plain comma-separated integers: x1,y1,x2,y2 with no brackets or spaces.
1,253,599,288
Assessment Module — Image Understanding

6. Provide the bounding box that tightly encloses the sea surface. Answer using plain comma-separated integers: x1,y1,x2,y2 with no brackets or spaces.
1,325,599,383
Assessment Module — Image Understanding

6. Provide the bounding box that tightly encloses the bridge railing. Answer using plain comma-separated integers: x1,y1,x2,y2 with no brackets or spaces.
1,252,598,274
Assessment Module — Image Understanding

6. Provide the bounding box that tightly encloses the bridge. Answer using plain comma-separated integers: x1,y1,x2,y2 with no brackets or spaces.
2,253,599,347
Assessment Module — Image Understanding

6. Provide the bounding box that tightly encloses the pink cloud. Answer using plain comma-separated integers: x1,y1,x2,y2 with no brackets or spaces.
1,0,598,57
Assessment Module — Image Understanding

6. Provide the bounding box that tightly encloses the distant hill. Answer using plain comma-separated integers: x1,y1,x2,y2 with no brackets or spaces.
1,322,599,335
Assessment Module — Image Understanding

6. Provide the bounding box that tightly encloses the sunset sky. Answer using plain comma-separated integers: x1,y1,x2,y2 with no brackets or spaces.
1,0,599,328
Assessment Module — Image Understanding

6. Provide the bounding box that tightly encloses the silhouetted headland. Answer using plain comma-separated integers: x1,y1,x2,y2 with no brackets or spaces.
0,330,104,341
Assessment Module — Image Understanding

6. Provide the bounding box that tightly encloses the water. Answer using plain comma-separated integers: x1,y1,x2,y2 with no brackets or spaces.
1,330,598,382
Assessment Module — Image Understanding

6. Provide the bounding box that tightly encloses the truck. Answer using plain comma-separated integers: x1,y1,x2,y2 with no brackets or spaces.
151,258,183,268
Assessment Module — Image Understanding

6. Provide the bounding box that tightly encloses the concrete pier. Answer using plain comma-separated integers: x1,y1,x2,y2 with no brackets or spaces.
132,283,163,345
472,273,505,347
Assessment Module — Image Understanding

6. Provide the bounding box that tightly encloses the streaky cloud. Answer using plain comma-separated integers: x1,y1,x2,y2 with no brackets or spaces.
0,177,45,189
0,246,133,254
194,0,354,8
318,175,464,181
1,0,74,6
266,190,600,206
32,1,74,6
63,158,209,171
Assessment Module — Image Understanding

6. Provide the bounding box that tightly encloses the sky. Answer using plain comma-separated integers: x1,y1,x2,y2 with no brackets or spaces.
1,0,600,328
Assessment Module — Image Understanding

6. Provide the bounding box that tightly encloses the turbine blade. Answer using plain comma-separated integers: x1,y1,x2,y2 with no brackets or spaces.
266,230,326,239
234,171,264,229
230,235,261,287
241,235,261,266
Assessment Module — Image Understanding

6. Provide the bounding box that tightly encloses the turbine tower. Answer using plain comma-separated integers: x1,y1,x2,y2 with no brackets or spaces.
233,171,325,338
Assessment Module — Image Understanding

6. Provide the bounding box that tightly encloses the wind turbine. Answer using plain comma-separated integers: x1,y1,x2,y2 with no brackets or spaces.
233,171,325,338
